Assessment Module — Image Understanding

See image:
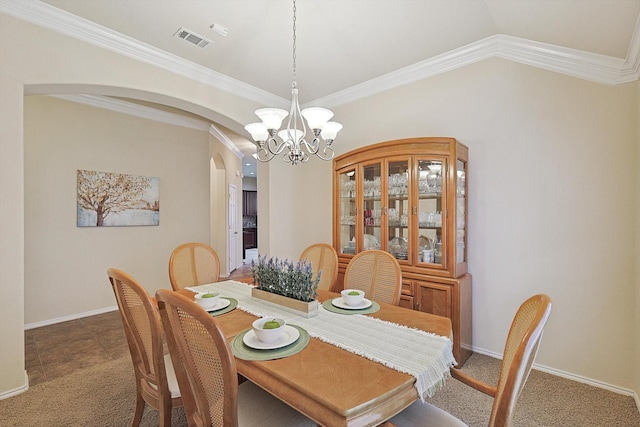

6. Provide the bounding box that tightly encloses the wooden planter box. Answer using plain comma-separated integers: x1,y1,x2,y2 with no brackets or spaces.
251,288,318,318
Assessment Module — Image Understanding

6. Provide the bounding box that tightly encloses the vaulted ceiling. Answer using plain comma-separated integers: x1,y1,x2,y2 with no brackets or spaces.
10,0,640,106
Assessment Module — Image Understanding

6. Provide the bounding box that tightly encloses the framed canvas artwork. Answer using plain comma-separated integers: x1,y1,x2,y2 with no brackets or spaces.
77,169,160,227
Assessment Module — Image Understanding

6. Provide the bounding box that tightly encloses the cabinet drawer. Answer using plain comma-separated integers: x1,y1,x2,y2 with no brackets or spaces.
399,295,414,310
401,280,414,297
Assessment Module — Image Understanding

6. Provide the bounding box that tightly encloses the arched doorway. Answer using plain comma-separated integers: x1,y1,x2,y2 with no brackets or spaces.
210,154,231,275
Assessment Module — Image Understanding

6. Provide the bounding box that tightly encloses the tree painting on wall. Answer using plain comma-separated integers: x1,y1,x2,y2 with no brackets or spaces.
77,169,160,227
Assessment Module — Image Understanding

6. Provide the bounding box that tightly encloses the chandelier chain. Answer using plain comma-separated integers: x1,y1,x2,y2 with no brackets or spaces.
292,0,297,86
244,0,341,165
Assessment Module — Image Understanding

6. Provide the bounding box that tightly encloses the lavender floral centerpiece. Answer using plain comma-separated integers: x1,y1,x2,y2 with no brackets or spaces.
250,255,321,317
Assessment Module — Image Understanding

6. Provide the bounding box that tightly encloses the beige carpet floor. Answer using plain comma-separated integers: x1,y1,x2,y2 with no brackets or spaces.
0,356,186,427
427,354,640,426
1,353,638,426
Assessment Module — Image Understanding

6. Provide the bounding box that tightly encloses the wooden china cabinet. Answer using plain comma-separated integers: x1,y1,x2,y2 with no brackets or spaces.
332,137,472,366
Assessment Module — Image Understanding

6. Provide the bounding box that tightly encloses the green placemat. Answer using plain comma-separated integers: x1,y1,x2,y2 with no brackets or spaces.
322,298,380,315
206,297,238,317
231,325,309,361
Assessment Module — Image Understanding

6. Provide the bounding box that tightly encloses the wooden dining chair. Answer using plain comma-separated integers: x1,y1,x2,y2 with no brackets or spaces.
169,242,221,291
343,250,402,305
107,268,182,427
385,294,552,427
299,243,339,292
155,289,316,427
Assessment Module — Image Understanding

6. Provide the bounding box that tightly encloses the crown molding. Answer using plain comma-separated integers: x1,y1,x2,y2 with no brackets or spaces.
313,31,640,108
495,35,632,84
51,93,247,157
51,94,212,131
307,35,498,108
3,0,639,111
209,125,245,159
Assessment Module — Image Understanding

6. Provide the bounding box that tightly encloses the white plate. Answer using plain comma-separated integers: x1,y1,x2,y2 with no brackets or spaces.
205,298,231,312
331,297,373,310
243,325,300,350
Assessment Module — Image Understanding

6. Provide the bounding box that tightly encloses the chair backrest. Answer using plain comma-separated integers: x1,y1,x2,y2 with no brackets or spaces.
156,289,239,427
343,250,402,305
169,242,221,291
299,243,339,292
107,268,174,412
491,294,552,427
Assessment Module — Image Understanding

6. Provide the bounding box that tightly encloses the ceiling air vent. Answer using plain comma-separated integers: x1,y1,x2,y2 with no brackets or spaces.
173,27,211,48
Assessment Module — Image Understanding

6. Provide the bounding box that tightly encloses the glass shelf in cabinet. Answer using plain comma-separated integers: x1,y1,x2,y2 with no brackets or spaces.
388,225,409,230
418,192,442,199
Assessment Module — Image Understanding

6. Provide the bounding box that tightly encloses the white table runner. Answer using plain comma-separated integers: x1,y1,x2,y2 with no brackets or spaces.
188,280,456,400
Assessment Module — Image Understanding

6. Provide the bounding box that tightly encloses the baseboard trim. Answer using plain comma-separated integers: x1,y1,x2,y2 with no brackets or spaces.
24,306,119,330
0,371,29,400
471,346,637,399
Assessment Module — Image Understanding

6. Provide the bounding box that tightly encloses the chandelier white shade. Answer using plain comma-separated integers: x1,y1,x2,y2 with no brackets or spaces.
256,108,288,130
244,0,342,165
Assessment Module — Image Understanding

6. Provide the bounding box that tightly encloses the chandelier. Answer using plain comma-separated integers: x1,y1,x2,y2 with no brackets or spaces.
244,0,342,165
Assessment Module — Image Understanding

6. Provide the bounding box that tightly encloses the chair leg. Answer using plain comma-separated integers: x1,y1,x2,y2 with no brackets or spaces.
158,398,173,427
131,390,145,427
159,404,172,427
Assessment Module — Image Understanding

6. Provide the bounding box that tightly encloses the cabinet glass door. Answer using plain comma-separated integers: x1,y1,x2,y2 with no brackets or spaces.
338,169,356,255
387,160,410,261
456,159,467,264
362,163,382,251
416,159,444,266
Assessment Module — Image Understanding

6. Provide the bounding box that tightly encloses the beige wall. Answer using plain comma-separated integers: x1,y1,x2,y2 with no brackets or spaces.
23,96,211,324
1,10,639,400
0,13,260,396
262,58,639,392
209,137,243,276
330,58,636,390
636,84,640,405
0,74,26,396
256,158,334,261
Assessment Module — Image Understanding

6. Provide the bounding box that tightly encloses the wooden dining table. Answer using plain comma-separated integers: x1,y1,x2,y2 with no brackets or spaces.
178,285,453,427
